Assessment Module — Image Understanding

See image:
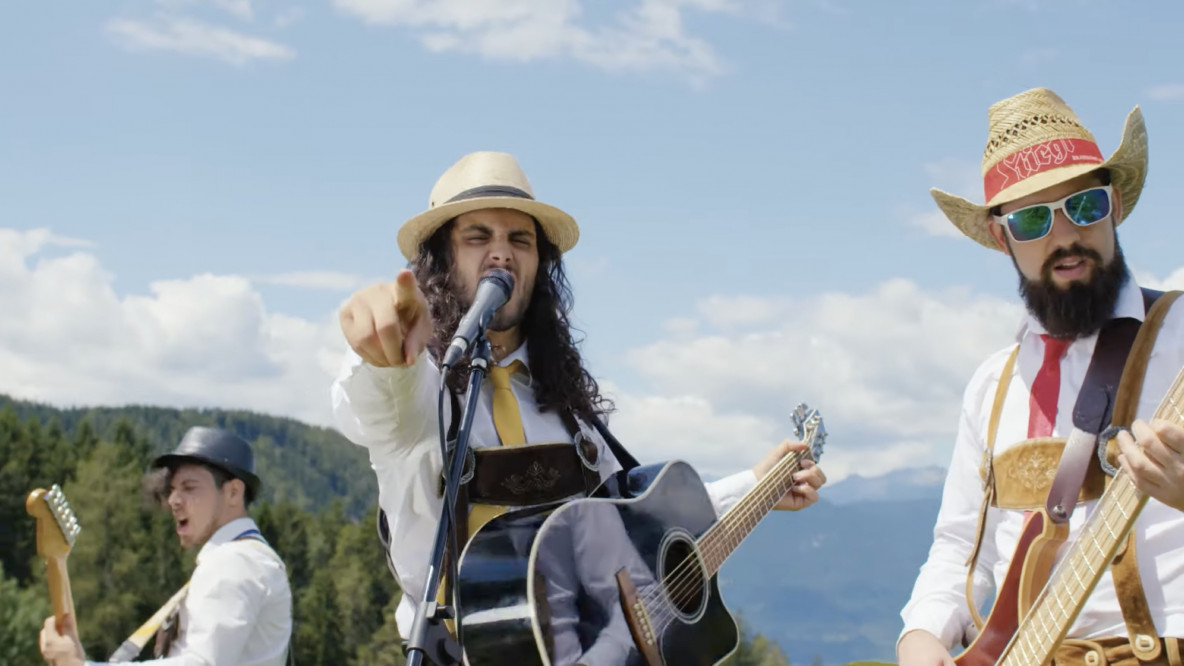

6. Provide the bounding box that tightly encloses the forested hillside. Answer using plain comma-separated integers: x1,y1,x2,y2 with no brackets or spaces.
0,395,789,665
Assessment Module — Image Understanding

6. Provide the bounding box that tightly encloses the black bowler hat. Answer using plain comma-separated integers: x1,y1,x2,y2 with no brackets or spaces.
153,426,261,498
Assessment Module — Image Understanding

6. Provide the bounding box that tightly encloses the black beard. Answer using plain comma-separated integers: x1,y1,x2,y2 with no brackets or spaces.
1017,242,1128,339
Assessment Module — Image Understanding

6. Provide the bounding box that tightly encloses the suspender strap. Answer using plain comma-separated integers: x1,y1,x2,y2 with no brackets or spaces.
1106,289,1180,662
965,344,1019,630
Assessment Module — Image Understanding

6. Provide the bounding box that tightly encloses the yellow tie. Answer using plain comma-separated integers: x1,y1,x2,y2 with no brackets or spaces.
440,360,529,620
466,360,527,538
489,360,527,447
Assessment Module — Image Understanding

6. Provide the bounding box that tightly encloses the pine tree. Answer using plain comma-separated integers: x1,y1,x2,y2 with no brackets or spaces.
0,562,51,666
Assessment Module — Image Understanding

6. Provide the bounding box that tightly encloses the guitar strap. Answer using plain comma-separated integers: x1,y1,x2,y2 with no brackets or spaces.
109,528,277,662
1101,289,1180,662
964,287,1172,632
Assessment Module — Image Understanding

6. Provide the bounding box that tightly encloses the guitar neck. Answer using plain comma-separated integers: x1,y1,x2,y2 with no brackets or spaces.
697,448,811,575
999,366,1184,666
44,553,76,628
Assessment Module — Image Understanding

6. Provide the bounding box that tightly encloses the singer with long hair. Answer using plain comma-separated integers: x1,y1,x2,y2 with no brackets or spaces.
330,151,827,665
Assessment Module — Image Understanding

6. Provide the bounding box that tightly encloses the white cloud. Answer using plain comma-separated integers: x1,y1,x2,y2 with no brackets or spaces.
254,271,376,291
106,16,295,65
274,6,307,27
12,225,1183,492
906,208,962,238
0,228,344,427
1148,84,1184,101
331,0,779,80
149,0,255,20
1131,266,1184,292
606,279,1024,482
210,0,254,20
923,158,981,198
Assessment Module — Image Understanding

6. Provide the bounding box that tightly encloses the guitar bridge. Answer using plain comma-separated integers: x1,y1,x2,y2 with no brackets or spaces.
616,568,662,666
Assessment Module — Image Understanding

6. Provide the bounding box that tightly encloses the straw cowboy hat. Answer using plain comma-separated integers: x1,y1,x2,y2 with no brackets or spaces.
932,87,1148,250
397,151,580,261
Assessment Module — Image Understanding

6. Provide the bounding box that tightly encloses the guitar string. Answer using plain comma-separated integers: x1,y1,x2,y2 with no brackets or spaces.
1007,374,1184,665
635,449,804,617
635,455,803,630
636,450,809,630
1000,466,1142,666
1004,471,1139,666
640,417,821,618
636,469,796,631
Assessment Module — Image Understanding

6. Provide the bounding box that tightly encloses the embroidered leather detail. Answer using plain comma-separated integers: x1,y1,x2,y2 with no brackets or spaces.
501,461,562,496
992,437,1105,509
1014,447,1059,492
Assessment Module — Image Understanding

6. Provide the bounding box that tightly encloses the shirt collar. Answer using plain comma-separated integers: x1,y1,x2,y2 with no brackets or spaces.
196,516,258,565
1015,271,1143,343
496,341,533,383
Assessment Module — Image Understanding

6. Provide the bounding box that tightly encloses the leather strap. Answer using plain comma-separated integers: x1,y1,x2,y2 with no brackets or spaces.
966,343,1018,630
1047,317,1142,522
1105,289,1180,662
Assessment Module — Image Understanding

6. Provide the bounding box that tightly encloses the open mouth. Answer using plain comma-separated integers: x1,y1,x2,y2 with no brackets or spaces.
176,518,189,533
1051,255,1090,279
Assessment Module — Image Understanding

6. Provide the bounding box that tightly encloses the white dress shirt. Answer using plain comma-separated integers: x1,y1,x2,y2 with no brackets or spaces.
91,516,293,665
330,343,758,639
900,277,1184,647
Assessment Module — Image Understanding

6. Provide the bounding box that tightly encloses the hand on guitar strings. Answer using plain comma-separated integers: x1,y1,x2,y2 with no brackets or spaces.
1115,418,1184,513
751,440,827,511
39,613,85,666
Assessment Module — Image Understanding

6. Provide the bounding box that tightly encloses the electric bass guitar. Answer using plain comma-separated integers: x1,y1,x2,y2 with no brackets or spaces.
455,403,827,666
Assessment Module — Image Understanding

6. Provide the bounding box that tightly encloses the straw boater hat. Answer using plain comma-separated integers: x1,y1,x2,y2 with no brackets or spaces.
931,87,1148,251
397,151,580,261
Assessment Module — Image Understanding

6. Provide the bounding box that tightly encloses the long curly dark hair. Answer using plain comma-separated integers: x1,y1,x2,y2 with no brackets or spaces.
412,219,613,422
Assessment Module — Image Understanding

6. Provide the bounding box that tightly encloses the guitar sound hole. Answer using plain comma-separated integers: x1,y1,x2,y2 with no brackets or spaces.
659,533,707,621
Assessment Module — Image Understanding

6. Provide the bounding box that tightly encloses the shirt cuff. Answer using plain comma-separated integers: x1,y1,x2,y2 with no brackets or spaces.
900,603,966,650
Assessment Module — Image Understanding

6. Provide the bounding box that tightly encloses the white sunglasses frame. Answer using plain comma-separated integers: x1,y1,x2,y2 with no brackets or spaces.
992,185,1115,243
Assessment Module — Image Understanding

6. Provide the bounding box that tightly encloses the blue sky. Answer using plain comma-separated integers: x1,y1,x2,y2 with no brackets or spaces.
3,0,1183,481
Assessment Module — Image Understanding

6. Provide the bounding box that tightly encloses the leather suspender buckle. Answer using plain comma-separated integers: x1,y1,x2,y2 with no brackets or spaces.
574,430,600,471
437,443,476,498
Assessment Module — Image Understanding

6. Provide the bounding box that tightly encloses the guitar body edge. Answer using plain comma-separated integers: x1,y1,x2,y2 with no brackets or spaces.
955,509,1068,666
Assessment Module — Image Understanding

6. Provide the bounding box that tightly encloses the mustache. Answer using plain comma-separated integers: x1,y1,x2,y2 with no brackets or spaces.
1042,243,1104,280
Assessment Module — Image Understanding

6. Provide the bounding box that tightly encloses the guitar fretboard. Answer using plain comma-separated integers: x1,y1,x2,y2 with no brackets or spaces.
698,447,811,575
1000,366,1184,666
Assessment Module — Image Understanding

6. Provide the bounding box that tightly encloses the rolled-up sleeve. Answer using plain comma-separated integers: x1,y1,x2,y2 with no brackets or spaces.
331,349,441,450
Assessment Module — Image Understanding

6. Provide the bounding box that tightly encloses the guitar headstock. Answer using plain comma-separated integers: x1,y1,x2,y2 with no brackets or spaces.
791,403,827,462
26,484,81,558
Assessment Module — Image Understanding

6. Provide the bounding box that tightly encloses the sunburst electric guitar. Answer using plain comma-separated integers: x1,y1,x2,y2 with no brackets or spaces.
455,404,827,666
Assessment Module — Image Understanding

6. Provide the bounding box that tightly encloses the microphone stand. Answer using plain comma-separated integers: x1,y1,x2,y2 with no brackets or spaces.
405,335,491,666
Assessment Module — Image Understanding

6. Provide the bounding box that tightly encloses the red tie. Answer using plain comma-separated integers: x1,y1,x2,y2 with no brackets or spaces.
1028,334,1071,438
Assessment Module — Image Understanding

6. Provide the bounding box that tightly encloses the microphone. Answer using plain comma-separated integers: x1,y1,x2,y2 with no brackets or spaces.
441,268,515,369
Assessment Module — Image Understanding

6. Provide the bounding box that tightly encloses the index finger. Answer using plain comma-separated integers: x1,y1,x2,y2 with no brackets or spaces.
394,269,418,299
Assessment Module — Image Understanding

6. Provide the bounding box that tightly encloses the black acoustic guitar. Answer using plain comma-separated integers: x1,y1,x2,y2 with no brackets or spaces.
455,404,826,666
